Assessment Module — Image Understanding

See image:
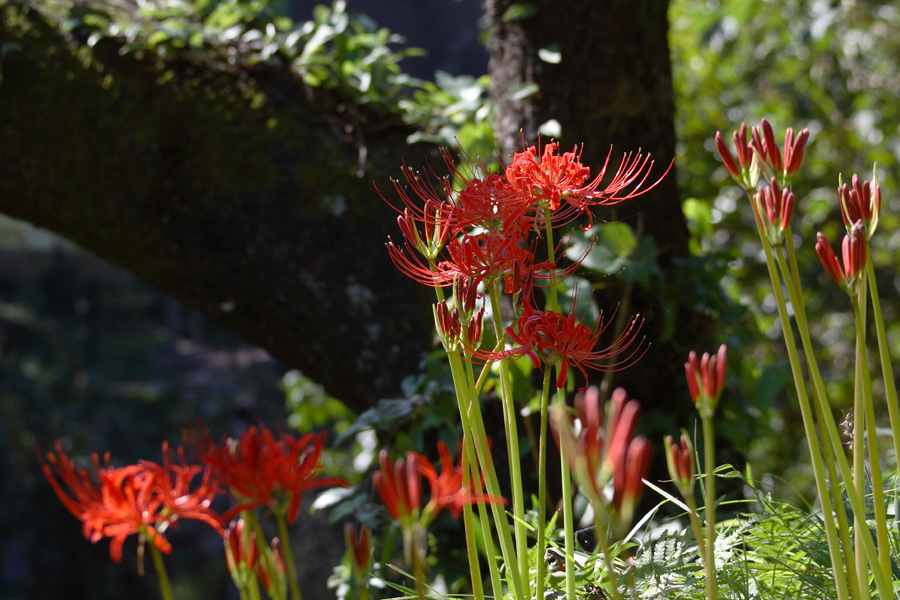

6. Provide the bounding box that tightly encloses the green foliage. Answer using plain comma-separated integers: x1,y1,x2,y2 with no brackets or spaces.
36,0,423,115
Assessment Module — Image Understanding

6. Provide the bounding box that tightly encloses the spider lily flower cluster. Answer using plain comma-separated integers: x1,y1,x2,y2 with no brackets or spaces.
379,141,668,600
41,424,346,600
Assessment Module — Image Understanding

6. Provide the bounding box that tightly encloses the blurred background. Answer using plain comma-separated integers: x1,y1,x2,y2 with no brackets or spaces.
3,0,900,598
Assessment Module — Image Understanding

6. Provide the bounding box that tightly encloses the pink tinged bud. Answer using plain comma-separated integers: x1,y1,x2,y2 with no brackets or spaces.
716,131,741,177
843,221,867,280
664,434,695,496
397,211,423,252
613,436,652,518
750,125,766,162
761,118,783,173
685,351,700,404
345,523,372,574
816,233,843,286
735,123,750,168
785,128,809,174
715,344,727,396
605,396,641,475
467,307,485,348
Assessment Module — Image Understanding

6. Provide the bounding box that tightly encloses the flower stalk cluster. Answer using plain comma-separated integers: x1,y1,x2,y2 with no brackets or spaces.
717,120,897,600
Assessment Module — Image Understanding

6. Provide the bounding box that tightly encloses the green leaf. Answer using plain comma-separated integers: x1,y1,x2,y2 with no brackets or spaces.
502,2,537,22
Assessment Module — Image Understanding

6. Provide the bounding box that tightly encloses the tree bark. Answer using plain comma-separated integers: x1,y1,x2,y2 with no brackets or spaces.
0,2,436,413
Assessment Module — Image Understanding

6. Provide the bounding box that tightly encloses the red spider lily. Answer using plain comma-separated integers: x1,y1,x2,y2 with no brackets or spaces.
552,387,647,521
815,221,867,293
389,231,549,291
664,433,695,498
473,302,647,390
685,344,727,417
753,178,794,244
380,150,531,239
412,441,505,522
373,449,422,525
505,142,668,227
199,425,347,523
839,172,881,237
40,441,221,564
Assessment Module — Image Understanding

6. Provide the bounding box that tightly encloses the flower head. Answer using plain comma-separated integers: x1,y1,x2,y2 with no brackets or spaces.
754,178,795,245
685,344,727,418
505,142,668,228
474,303,646,390
552,387,650,530
839,171,881,238
815,221,867,295
199,425,347,523
40,441,221,564
412,441,505,522
664,433,695,499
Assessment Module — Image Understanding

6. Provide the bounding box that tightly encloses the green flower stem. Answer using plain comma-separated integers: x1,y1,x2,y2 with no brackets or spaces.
461,475,485,600
772,240,889,599
558,394,579,600
148,538,174,600
851,294,891,580
684,494,709,576
865,251,900,469
412,531,426,600
700,414,719,600
781,234,862,600
753,225,850,600
592,513,622,600
487,282,530,598
274,512,302,600
444,349,525,600
534,368,553,600
460,354,504,599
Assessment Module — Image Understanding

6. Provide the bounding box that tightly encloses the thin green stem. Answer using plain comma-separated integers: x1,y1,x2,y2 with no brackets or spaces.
274,512,303,600
700,415,719,600
558,393,578,600
684,494,708,572
782,234,862,600
852,294,891,581
866,248,900,471
757,230,851,600
444,349,525,600
593,514,623,600
487,282,530,598
771,240,889,598
148,537,174,600
534,369,553,600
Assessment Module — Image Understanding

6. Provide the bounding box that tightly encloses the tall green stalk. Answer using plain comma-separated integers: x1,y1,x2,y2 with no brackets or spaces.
274,512,302,600
487,282,530,598
700,414,719,600
534,369,553,600
149,538,174,600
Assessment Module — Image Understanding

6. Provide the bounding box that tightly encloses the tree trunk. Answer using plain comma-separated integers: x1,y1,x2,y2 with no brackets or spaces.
0,2,435,413
485,0,698,405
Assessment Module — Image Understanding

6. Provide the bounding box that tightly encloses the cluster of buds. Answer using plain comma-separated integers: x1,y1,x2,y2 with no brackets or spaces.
434,276,485,351
552,387,652,535
716,119,809,191
685,344,727,419
839,171,881,239
754,177,795,246
374,443,504,569
224,519,287,599
815,221,867,295
663,434,695,499
344,523,373,593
